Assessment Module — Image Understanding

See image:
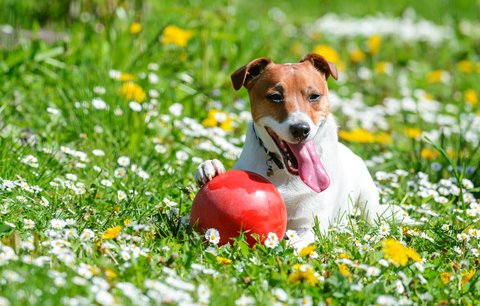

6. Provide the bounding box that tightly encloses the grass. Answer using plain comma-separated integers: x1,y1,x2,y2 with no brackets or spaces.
0,0,480,305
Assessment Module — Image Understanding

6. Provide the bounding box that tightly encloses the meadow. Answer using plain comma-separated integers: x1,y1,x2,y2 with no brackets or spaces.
0,0,479,305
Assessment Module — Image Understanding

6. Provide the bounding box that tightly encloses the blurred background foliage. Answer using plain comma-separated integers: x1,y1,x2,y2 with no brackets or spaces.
1,0,480,26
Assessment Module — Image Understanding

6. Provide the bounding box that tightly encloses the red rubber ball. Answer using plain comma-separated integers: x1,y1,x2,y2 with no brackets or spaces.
190,170,287,247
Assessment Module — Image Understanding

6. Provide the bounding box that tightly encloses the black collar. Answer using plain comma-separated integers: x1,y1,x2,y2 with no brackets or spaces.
252,124,284,176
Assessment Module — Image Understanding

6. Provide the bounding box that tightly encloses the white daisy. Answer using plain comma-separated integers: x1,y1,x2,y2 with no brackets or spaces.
205,228,220,245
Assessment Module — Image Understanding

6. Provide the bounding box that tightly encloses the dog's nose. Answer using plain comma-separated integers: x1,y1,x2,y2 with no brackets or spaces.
290,123,310,141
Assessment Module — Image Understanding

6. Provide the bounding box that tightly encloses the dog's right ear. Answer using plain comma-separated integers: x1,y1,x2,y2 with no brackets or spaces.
231,58,272,91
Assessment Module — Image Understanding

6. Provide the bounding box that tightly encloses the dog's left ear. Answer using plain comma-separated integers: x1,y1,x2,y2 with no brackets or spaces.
300,53,338,80
231,58,272,90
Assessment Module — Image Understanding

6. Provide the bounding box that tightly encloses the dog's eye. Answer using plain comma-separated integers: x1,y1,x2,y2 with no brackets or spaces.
266,93,283,103
308,94,322,102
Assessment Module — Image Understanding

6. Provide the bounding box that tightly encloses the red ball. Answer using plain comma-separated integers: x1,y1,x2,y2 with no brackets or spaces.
190,170,287,247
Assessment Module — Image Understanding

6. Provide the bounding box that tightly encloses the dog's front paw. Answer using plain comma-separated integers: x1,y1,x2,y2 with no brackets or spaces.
194,159,226,186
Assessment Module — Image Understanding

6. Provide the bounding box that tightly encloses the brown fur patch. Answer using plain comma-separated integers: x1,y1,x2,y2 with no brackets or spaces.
247,62,330,124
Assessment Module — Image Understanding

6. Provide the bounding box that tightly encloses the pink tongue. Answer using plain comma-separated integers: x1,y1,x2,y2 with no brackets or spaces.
288,140,330,193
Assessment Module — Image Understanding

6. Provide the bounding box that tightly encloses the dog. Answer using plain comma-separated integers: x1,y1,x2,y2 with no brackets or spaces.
195,53,407,249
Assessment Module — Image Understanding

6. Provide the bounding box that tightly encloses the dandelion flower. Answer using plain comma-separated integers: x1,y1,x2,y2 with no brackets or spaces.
440,272,453,284
337,263,350,276
374,61,393,74
101,226,122,240
458,60,474,73
202,109,234,132
404,127,422,139
382,238,421,266
215,256,232,266
349,48,365,63
130,22,142,34
298,245,316,257
288,264,318,286
461,269,475,284
367,34,382,55
161,25,193,47
313,44,343,69
464,89,478,107
121,82,146,102
427,70,450,83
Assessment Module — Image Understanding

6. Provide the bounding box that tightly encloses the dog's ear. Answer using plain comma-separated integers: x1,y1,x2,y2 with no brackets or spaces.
300,53,338,80
231,58,272,90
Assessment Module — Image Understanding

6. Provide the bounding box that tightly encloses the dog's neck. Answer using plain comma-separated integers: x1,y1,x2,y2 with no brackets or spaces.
251,124,284,176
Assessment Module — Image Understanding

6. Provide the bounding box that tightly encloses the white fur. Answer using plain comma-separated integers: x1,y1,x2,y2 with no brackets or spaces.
196,115,408,250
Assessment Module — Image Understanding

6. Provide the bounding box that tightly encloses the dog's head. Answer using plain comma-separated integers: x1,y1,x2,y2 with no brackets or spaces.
231,53,338,192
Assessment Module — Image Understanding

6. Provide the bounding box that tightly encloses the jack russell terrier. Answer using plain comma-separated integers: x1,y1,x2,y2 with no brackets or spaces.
195,53,407,249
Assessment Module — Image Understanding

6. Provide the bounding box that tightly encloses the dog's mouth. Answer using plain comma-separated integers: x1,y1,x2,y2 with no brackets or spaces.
265,127,330,193
266,128,299,175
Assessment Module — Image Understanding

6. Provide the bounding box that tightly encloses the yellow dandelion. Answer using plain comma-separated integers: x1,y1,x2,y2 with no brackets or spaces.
119,72,135,82
404,128,422,139
104,269,117,280
349,49,365,63
161,25,193,47
382,238,420,267
420,148,438,160
337,264,350,276
440,272,453,284
465,89,477,107
405,248,422,263
457,60,473,73
427,70,448,83
313,44,344,69
367,35,382,55
383,239,409,266
123,219,131,226
298,245,316,257
338,253,351,259
216,256,232,266
202,109,233,132
120,82,146,102
374,61,392,74
374,132,393,145
130,22,142,34
461,269,475,284
101,226,122,240
338,128,376,143
288,264,318,286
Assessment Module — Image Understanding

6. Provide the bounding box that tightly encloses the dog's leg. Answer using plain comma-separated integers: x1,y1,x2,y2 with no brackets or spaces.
194,159,225,186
